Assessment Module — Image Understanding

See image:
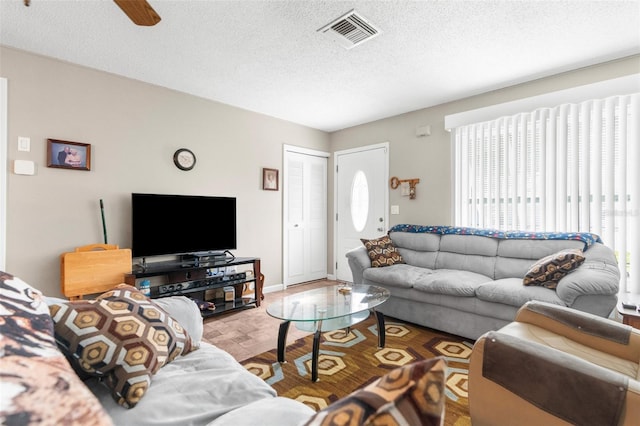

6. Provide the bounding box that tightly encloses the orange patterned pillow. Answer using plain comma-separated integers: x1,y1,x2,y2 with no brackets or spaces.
304,357,447,426
523,248,585,289
361,235,405,267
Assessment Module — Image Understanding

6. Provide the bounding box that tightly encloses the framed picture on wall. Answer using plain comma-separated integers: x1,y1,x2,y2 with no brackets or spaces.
263,168,279,191
46,139,91,171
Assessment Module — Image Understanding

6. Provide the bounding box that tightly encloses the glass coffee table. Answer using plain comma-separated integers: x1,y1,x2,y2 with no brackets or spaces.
266,284,390,382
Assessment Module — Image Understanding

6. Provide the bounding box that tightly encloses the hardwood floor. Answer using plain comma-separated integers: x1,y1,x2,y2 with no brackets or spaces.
202,279,337,361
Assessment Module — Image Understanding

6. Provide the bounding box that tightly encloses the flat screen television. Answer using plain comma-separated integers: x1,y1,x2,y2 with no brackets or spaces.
131,193,237,258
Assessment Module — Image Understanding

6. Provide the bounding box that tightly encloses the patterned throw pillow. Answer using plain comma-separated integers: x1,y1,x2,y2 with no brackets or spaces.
523,248,585,289
49,284,195,408
304,357,447,426
361,235,405,267
0,271,112,425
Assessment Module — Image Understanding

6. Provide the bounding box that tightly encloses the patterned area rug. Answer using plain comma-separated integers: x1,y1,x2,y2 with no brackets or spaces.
241,315,472,425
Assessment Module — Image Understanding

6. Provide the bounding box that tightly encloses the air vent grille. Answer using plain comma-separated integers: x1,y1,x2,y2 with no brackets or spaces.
318,10,381,49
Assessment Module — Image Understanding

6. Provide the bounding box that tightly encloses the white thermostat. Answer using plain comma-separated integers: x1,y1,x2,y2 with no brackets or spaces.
14,160,35,175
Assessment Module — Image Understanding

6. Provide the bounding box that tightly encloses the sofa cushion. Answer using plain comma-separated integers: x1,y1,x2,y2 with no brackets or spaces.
476,278,564,308
361,235,405,267
497,239,585,260
495,256,543,280
0,271,112,425
89,342,281,425
49,284,195,408
396,248,439,270
523,249,585,289
390,231,441,270
439,234,499,257
209,397,314,426
390,231,441,252
363,264,431,289
436,235,499,278
303,357,447,426
153,295,203,347
495,240,586,280
413,269,491,297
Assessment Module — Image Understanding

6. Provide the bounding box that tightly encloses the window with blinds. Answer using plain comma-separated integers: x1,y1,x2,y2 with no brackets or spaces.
453,94,639,293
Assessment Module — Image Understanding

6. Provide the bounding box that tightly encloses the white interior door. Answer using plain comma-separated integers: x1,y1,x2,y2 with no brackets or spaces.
335,143,389,282
283,146,328,287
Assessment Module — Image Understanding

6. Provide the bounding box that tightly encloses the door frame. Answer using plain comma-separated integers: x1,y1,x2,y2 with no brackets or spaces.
282,144,330,290
1,78,7,271
333,142,389,282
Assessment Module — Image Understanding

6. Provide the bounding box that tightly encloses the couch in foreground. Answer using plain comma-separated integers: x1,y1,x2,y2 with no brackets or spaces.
0,272,313,426
347,225,620,340
0,271,448,426
469,301,640,425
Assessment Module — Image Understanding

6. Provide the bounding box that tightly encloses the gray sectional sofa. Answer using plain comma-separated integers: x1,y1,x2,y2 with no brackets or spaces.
346,225,620,340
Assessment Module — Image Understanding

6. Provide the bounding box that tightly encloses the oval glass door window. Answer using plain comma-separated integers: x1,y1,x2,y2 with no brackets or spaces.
351,170,369,232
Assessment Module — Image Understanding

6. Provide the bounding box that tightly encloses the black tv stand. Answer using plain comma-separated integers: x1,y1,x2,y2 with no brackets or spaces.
180,251,235,267
125,257,262,319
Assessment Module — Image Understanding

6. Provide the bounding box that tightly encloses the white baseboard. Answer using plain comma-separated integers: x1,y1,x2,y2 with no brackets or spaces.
263,284,284,294
263,276,338,294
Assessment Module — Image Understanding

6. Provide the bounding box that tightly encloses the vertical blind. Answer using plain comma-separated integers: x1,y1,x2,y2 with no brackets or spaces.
453,94,640,293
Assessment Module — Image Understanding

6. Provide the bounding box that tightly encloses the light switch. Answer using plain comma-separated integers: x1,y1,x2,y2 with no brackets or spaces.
391,205,400,215
18,137,30,152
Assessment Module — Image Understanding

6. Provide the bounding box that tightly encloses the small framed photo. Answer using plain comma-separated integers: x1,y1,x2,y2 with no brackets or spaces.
47,139,91,171
263,168,279,191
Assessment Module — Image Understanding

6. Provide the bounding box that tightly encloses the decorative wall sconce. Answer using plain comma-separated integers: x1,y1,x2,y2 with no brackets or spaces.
390,176,420,199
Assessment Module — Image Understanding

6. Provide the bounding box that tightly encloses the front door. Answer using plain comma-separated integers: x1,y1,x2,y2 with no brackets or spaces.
335,143,389,282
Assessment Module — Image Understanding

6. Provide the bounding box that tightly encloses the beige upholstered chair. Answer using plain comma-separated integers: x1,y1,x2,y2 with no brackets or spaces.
469,301,640,426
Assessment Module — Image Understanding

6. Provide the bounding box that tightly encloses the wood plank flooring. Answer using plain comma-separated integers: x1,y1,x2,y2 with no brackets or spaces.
202,279,336,361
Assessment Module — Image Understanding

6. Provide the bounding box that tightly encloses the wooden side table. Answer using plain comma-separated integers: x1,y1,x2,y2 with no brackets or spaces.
617,293,640,329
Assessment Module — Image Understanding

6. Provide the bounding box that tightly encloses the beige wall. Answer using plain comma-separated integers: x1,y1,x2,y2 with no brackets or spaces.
329,55,640,240
3,46,638,297
1,47,329,297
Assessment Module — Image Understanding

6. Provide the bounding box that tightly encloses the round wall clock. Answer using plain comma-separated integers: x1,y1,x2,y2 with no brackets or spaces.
173,148,196,171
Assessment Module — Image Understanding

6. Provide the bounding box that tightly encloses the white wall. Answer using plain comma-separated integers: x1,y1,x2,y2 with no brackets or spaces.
1,47,330,297
329,55,640,234
3,47,638,297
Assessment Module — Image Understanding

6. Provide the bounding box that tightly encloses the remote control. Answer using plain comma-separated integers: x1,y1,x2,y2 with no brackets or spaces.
621,301,637,309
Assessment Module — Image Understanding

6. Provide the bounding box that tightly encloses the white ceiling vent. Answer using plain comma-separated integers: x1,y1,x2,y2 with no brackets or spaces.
318,9,381,49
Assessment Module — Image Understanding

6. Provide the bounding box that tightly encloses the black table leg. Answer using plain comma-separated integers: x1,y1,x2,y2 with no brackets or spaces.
373,308,385,348
277,320,291,363
311,320,323,382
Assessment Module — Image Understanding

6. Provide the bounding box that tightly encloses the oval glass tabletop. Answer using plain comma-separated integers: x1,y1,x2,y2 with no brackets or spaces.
266,284,390,323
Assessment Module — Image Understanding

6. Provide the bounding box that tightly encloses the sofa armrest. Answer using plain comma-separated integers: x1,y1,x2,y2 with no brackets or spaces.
470,331,639,426
153,296,204,346
515,301,640,362
556,243,620,305
345,246,371,284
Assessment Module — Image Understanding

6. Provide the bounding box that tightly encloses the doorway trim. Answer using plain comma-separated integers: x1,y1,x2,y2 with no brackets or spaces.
333,142,389,282
0,78,7,271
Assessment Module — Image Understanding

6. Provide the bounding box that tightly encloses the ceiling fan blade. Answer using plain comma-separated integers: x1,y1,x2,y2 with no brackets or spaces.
113,0,161,26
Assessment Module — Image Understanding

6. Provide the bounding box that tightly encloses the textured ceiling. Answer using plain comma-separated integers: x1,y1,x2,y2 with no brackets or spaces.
1,0,639,132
